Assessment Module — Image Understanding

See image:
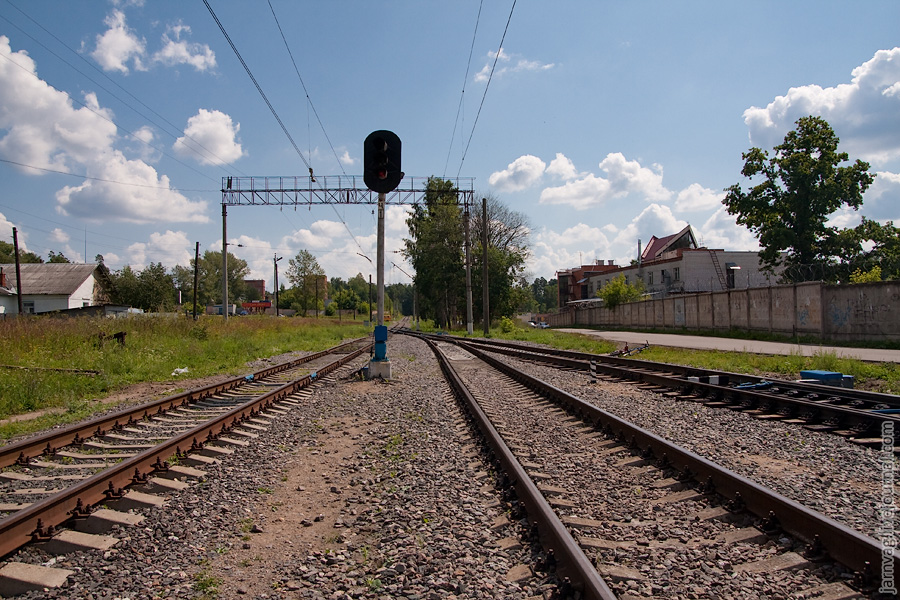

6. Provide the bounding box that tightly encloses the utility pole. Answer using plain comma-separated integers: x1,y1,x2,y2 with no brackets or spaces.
482,197,489,337
274,254,282,317
192,242,200,321
464,199,473,335
369,274,373,323
12,227,23,315
222,204,228,320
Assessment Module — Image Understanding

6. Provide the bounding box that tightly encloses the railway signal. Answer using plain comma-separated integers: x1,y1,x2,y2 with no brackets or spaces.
364,130,402,193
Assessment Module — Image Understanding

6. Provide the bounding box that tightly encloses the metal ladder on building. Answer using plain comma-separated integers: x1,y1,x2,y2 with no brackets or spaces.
708,250,727,289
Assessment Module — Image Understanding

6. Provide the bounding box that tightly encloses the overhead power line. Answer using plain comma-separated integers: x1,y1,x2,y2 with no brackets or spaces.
266,0,346,176
443,0,484,178
204,0,312,172
457,0,517,178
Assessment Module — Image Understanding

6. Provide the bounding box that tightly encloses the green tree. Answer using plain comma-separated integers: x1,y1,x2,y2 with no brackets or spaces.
404,178,465,329
286,249,324,315
470,194,531,322
597,273,645,309
108,262,175,311
47,251,71,263
0,241,43,264
837,217,900,281
723,116,874,282
185,250,250,307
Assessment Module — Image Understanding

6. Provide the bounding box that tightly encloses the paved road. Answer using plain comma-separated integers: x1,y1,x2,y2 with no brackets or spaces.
559,329,900,363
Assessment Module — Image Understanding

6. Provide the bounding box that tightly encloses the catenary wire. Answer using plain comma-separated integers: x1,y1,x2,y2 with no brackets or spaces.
443,0,483,178
266,0,347,177
203,0,311,173
457,0,517,178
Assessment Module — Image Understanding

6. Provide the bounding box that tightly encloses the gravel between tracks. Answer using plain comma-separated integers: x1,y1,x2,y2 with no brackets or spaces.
487,344,894,539
8,334,554,600
3,334,894,599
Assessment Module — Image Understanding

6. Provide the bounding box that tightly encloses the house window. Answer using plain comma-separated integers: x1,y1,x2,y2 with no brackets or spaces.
648,271,654,285
23,301,35,314
673,267,680,281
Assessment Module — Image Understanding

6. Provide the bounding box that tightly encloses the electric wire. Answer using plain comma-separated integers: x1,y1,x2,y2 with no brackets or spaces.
2,1,249,176
457,0,517,178
443,0,483,178
266,0,346,177
203,0,311,173
262,0,364,254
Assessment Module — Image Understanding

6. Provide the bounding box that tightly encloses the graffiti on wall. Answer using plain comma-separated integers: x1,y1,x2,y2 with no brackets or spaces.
828,291,896,331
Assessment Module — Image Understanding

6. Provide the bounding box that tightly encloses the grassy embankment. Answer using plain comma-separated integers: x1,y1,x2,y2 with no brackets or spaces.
3,316,897,441
0,315,367,441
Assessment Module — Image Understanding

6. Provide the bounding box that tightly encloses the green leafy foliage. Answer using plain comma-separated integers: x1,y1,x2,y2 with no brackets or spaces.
723,116,874,282
597,273,645,309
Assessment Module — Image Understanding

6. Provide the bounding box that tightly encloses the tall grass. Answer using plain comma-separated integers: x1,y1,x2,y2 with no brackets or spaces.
0,315,367,438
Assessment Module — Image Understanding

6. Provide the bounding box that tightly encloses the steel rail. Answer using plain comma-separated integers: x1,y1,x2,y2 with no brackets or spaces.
449,337,896,578
425,333,899,441
421,335,617,600
0,343,371,560
456,335,900,408
0,338,367,469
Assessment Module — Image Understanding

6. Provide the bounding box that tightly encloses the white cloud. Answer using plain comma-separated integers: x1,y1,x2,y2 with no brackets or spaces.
539,174,611,210
173,109,244,165
475,48,555,83
91,10,146,73
862,170,900,221
50,228,70,244
539,153,671,209
546,153,578,180
152,23,216,71
488,155,546,192
696,207,759,252
0,36,207,225
674,183,724,212
125,230,192,270
0,38,117,170
601,153,671,203
55,149,208,224
0,211,17,245
743,47,900,164
284,220,349,251
610,204,686,263
339,149,357,166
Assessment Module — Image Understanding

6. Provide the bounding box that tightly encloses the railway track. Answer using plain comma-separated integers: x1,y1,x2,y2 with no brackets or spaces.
426,333,899,449
411,330,894,599
0,336,373,593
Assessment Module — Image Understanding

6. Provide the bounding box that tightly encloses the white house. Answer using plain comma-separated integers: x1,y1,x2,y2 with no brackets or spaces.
0,263,110,315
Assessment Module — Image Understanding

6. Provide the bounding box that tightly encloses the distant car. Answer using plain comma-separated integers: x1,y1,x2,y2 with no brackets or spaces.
538,322,550,329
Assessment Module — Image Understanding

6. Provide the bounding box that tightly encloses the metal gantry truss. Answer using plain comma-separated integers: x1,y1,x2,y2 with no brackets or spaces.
221,175,475,207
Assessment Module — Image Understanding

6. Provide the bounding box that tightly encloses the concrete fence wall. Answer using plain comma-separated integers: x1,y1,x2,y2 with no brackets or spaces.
547,280,900,342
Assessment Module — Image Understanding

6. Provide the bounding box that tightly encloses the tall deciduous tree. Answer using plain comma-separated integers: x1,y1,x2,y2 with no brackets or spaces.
286,249,324,314
404,178,465,329
723,116,874,282
470,194,530,322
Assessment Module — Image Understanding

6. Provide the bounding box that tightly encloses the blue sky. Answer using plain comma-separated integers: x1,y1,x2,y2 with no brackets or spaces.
2,1,899,291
